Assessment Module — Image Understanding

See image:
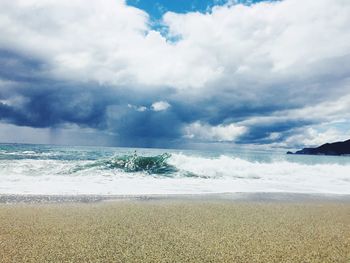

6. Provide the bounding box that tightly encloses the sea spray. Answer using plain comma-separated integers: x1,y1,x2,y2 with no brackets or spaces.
72,152,177,175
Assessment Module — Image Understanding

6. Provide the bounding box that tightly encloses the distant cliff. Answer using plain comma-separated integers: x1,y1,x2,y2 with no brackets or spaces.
287,139,350,156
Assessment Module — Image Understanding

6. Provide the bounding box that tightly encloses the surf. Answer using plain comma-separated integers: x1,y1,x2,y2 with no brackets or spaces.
1,144,350,195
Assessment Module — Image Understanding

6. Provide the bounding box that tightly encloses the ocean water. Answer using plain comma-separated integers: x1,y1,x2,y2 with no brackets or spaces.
0,143,350,195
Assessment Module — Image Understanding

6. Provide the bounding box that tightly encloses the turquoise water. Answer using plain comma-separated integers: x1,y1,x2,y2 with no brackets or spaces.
0,143,350,195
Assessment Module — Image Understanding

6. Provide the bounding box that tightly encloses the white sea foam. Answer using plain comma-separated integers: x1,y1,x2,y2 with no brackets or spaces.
0,153,349,195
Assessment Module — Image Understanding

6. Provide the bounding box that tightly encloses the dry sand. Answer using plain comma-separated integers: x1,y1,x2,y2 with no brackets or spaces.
0,199,350,262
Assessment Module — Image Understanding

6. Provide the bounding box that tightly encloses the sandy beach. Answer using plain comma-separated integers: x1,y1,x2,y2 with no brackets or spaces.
1,194,350,262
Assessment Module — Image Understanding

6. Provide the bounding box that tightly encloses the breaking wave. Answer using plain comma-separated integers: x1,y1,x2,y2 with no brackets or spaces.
73,153,178,175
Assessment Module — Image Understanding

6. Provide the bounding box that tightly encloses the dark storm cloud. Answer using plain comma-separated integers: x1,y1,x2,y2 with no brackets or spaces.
0,50,186,146
238,120,314,144
0,55,112,128
0,50,333,147
0,47,349,147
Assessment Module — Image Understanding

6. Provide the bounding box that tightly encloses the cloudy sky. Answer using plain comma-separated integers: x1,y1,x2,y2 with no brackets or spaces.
0,0,349,148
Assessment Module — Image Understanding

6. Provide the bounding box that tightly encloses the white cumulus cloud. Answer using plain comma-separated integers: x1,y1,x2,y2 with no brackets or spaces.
1,0,349,91
184,122,247,142
151,101,171,112
281,127,350,148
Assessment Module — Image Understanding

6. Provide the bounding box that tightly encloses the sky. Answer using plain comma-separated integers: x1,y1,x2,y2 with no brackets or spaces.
0,0,350,149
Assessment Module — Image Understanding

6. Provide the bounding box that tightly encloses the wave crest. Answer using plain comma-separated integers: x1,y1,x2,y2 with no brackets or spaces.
74,152,178,175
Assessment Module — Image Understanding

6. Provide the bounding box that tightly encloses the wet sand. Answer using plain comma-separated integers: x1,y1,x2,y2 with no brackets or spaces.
0,195,350,262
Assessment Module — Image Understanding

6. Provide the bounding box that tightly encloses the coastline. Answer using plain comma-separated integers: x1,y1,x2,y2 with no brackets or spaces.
1,192,350,204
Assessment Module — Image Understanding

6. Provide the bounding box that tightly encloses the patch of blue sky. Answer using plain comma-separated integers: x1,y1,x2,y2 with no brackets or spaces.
127,0,274,20
127,0,224,20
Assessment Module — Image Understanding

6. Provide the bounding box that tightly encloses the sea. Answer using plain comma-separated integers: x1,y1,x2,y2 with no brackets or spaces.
0,143,350,196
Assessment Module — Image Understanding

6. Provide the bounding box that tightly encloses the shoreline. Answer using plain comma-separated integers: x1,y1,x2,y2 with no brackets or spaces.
1,192,350,204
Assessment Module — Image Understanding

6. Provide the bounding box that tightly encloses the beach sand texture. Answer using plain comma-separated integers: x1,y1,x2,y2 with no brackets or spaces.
1,200,350,262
